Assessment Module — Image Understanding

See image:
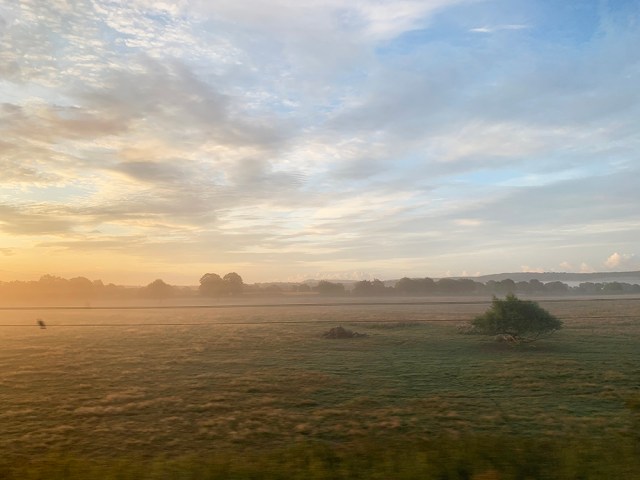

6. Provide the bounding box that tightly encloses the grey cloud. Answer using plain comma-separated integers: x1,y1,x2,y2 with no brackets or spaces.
0,103,24,121
328,66,465,137
0,160,49,183
0,139,50,182
227,158,306,197
46,105,127,138
330,161,388,183
0,204,74,235
37,229,269,265
75,56,286,149
111,161,189,185
462,170,640,229
37,236,146,252
2,0,288,147
76,193,219,228
91,156,308,227
76,57,227,133
466,47,640,129
1,101,125,146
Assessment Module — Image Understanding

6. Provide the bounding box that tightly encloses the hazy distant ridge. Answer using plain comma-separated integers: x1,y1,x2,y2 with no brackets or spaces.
298,271,640,286
457,271,640,283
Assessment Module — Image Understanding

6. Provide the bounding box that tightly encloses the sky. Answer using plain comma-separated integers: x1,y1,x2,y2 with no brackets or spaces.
0,0,639,285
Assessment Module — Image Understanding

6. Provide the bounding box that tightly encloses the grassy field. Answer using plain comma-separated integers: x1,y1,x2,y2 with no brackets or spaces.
1,298,639,478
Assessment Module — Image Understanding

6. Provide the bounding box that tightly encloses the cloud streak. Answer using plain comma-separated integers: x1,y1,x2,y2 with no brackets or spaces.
469,24,529,33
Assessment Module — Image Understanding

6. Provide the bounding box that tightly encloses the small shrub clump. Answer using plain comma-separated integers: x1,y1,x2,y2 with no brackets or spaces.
322,326,367,339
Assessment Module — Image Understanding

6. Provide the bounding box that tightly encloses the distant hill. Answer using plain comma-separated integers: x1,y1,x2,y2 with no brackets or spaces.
299,279,361,286
456,271,640,284
286,271,640,288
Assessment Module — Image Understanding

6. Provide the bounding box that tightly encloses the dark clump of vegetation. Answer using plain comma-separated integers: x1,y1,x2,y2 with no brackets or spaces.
468,294,563,344
1,435,638,479
322,326,367,339
361,321,421,329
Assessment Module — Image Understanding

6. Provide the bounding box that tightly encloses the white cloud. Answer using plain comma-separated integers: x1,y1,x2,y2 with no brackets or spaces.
356,0,472,40
460,270,481,277
521,266,545,273
604,252,621,268
470,24,529,33
428,122,558,164
604,252,637,269
559,261,572,271
580,262,595,273
454,219,483,227
190,0,473,43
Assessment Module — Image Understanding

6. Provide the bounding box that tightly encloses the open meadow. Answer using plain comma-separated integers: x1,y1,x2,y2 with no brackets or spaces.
1,297,639,478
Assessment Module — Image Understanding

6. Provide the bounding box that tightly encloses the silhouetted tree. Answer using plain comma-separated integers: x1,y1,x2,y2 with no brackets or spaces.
292,283,311,293
603,282,624,293
395,277,416,295
515,281,532,294
199,273,224,296
528,279,546,293
395,277,436,295
262,284,283,295
199,272,244,296
38,274,69,298
436,278,479,295
316,280,346,296
545,281,569,294
223,272,244,295
68,276,94,301
352,279,388,296
577,282,600,294
143,279,174,299
493,279,517,295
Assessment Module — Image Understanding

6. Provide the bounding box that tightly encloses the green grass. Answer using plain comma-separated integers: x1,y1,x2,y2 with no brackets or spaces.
1,299,639,477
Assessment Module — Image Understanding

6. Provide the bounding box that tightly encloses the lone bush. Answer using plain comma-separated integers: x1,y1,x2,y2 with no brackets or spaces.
470,294,562,343
322,326,367,339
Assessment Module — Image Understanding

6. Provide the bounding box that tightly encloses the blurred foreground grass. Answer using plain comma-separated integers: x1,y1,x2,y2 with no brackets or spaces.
2,434,639,479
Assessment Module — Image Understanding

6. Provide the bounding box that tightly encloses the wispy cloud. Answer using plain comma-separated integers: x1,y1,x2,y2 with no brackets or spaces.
470,24,529,33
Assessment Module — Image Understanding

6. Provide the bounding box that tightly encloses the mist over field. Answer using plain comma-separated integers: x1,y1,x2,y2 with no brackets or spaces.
1,269,640,308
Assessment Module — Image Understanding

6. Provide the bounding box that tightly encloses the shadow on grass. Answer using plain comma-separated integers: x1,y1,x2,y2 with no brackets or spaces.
467,338,567,355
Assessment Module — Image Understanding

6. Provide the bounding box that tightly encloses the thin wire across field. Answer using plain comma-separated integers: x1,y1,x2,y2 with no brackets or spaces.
1,296,639,326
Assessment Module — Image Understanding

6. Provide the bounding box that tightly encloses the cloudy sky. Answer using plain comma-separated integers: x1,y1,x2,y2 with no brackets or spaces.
0,0,639,284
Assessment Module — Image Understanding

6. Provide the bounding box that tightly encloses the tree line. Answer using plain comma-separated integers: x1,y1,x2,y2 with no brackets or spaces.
0,275,190,302
319,277,640,296
0,273,638,303
0,272,248,303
